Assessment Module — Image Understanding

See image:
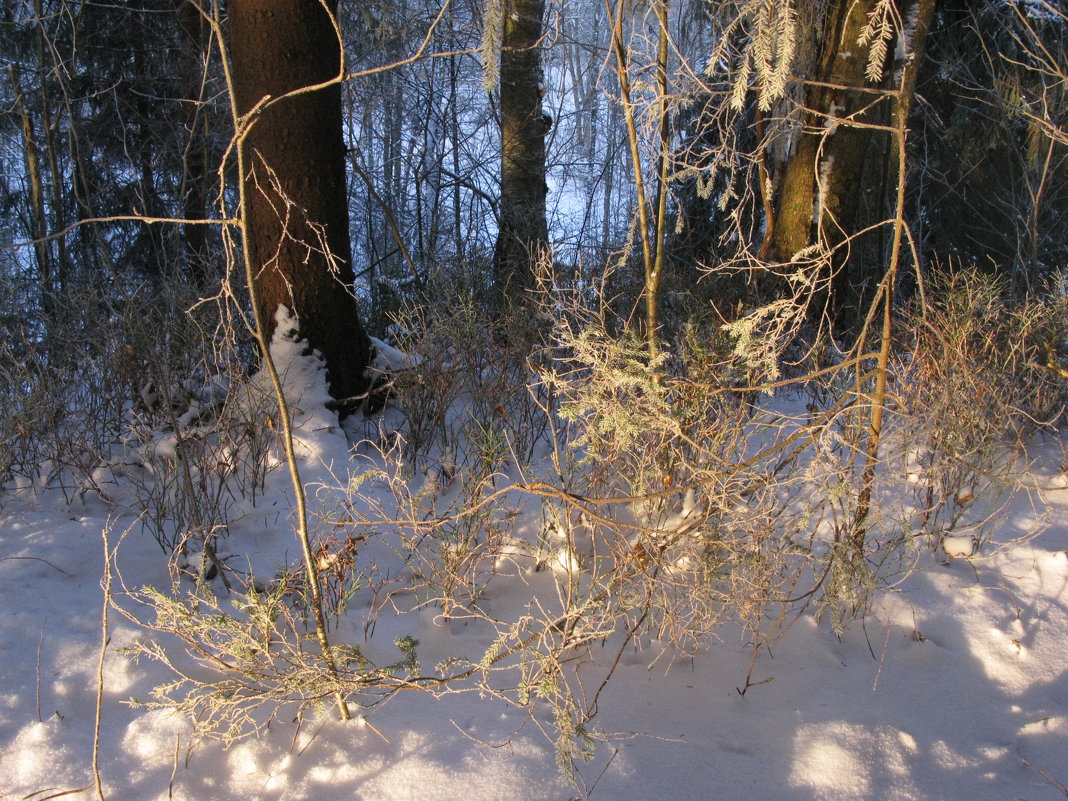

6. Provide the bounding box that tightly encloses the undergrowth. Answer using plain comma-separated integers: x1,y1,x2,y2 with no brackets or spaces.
2,265,1065,783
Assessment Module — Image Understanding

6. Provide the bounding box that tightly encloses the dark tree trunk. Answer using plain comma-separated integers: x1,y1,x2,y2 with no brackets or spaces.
35,0,67,294
230,0,371,403
176,0,210,286
493,0,548,305
128,0,169,280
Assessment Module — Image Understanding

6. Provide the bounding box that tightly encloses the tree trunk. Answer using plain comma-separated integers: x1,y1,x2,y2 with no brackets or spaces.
230,0,371,403
449,42,464,262
176,0,210,286
35,0,68,294
493,0,548,305
8,66,53,311
130,0,169,280
768,0,891,329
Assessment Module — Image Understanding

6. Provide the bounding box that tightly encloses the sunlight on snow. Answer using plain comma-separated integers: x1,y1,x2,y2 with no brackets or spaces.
955,549,1068,695
225,742,296,794
121,708,188,760
292,729,570,801
790,723,919,800
929,738,981,771
6,721,80,788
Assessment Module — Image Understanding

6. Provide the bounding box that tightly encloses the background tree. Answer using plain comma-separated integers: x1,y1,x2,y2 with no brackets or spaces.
229,0,371,404
490,0,549,304
912,1,1068,294
761,0,935,330
175,0,215,286
1,0,1063,360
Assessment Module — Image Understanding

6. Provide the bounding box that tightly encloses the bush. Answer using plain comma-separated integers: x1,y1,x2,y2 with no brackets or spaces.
892,267,1068,546
96,261,1067,781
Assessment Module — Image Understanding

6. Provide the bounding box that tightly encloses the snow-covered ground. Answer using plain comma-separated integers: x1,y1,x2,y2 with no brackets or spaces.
2,342,1066,800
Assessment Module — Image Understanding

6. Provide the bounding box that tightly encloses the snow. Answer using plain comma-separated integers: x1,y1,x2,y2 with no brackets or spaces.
369,336,420,374
2,343,1067,800
941,534,977,558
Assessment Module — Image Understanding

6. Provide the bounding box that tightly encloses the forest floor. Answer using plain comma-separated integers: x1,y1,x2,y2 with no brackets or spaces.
1,345,1067,801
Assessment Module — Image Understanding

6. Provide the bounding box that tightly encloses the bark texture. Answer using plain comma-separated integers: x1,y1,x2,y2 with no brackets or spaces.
768,0,891,328
230,0,370,402
493,0,548,305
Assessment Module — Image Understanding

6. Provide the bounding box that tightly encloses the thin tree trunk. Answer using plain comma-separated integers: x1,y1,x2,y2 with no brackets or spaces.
602,99,619,255
647,0,670,358
8,66,53,311
449,45,464,262
177,0,210,285
130,0,168,280
854,0,936,542
35,0,68,294
493,0,549,304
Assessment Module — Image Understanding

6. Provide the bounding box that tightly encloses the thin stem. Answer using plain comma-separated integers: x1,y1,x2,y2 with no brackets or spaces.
94,525,112,801
854,0,935,541
606,0,653,326
648,0,670,359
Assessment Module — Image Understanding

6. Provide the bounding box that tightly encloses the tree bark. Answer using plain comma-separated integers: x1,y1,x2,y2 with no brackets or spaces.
768,0,892,329
230,0,370,403
493,0,548,305
8,66,53,309
176,0,210,286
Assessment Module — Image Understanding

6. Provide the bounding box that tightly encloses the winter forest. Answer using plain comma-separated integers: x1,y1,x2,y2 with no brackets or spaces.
1,0,1068,798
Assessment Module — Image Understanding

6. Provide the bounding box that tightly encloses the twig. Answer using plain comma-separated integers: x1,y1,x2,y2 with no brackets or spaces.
1022,758,1068,798
0,555,73,577
295,718,331,758
736,644,774,697
1,214,236,253
358,715,391,745
576,746,619,801
167,734,180,801
449,717,526,749
870,614,893,693
21,786,93,801
93,524,115,801
36,618,46,722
